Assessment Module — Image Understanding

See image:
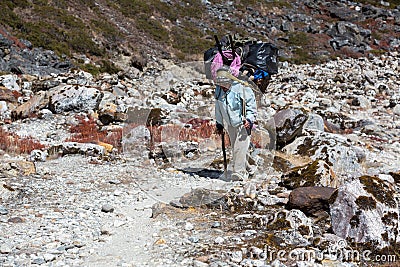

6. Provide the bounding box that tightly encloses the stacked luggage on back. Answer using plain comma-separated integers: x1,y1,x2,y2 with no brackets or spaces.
204,34,279,93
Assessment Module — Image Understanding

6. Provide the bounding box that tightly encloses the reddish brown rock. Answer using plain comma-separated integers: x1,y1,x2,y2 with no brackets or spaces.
288,186,338,216
0,87,18,102
11,91,49,120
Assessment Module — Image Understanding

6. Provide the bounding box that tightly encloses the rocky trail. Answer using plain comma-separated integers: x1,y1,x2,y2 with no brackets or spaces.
1,50,400,267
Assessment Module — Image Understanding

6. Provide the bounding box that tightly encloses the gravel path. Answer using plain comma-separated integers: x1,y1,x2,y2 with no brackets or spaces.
0,154,234,266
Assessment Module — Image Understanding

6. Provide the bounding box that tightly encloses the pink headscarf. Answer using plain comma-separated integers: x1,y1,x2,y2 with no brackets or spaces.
211,51,241,80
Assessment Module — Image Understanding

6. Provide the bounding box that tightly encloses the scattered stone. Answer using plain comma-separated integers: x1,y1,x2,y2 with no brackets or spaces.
0,244,11,254
101,204,114,213
303,113,325,132
29,149,47,162
188,236,199,243
43,253,56,262
0,205,9,215
113,219,126,228
211,221,221,228
184,222,194,231
214,236,225,244
230,250,243,263
393,104,400,116
8,217,24,223
31,257,45,265
193,260,209,267
100,225,112,235
244,183,257,199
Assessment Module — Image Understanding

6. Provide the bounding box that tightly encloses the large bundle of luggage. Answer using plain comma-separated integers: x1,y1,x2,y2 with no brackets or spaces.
204,34,279,93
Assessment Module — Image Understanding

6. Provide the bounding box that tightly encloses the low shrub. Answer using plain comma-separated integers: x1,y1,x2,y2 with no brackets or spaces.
67,115,123,151
0,128,45,154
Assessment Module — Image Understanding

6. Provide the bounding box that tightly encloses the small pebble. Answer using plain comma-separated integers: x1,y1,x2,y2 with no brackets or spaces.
188,236,199,243
184,222,194,231
101,204,114,213
0,205,8,215
0,244,11,254
211,221,221,228
214,236,225,244
43,253,56,262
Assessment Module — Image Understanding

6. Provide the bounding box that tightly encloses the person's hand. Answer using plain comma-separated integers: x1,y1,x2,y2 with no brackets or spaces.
243,119,251,129
243,119,253,135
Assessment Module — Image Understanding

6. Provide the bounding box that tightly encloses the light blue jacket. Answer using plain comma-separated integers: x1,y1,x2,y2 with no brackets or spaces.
215,81,257,128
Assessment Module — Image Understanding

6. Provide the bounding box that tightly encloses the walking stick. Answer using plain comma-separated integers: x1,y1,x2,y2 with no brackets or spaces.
221,130,228,179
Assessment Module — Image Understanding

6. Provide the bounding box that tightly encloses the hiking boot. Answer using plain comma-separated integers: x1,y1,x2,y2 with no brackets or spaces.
231,171,248,182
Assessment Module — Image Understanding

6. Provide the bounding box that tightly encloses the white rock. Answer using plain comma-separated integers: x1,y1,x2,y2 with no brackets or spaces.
0,101,8,114
43,253,56,262
193,260,209,267
113,220,126,228
0,75,20,91
184,222,194,231
214,236,224,244
0,244,11,254
393,104,400,116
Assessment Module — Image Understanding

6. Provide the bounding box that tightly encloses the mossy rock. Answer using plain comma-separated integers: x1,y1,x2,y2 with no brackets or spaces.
331,176,399,249
389,171,400,184
359,175,397,208
282,132,364,179
281,160,337,189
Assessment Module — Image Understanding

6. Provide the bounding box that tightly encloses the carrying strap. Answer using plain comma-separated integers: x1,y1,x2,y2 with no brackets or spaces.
242,86,246,119
229,35,236,60
214,35,230,65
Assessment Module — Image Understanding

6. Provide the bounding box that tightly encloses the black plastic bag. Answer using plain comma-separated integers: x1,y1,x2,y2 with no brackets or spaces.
243,43,279,75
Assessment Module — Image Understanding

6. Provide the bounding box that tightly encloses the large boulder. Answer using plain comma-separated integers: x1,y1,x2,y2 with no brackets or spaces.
49,84,103,113
282,132,365,179
97,91,126,125
11,91,49,120
288,186,338,217
330,176,399,250
273,108,308,148
281,160,339,189
48,142,105,157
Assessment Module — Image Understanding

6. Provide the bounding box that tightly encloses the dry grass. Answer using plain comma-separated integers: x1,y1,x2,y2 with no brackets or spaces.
66,115,122,151
149,118,215,143
0,128,45,154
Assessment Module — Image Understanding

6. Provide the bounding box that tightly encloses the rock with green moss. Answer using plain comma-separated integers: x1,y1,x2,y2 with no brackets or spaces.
330,175,399,250
282,132,364,179
281,160,339,189
265,209,313,247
